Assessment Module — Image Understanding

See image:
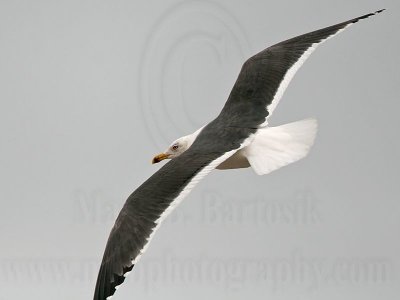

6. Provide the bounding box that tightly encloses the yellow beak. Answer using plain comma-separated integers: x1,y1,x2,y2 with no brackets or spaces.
152,153,170,164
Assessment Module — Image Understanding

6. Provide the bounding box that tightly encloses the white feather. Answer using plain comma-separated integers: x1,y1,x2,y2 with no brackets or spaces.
242,118,318,175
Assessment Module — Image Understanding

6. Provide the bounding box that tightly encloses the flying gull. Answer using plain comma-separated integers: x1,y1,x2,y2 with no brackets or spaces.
94,9,384,299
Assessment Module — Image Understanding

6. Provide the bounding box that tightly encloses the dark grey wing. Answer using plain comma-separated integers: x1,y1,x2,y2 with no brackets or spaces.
93,124,254,300
217,9,384,128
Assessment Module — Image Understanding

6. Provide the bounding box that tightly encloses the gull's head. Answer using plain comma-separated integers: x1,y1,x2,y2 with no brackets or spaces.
152,136,192,164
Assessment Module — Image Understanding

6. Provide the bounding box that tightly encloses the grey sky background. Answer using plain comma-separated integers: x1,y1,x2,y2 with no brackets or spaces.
0,0,399,299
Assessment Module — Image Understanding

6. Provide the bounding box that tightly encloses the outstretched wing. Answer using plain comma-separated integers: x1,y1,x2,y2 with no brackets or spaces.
93,124,254,300
218,9,384,128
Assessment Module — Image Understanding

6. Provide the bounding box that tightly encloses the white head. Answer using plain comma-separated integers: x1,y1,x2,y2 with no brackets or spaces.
152,126,204,164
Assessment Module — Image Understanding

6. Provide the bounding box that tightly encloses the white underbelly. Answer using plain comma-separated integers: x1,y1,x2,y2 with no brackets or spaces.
216,149,250,170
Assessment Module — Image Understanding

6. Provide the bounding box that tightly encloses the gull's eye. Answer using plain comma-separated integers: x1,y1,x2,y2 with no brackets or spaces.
172,144,179,151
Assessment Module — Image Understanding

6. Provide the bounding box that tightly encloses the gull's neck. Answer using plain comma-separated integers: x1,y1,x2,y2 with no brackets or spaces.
185,126,205,148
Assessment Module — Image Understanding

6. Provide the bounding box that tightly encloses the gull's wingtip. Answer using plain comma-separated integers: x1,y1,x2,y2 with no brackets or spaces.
372,9,386,16
354,9,385,22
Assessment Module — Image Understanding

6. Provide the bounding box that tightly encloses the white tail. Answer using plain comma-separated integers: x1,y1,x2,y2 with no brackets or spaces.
243,118,318,175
